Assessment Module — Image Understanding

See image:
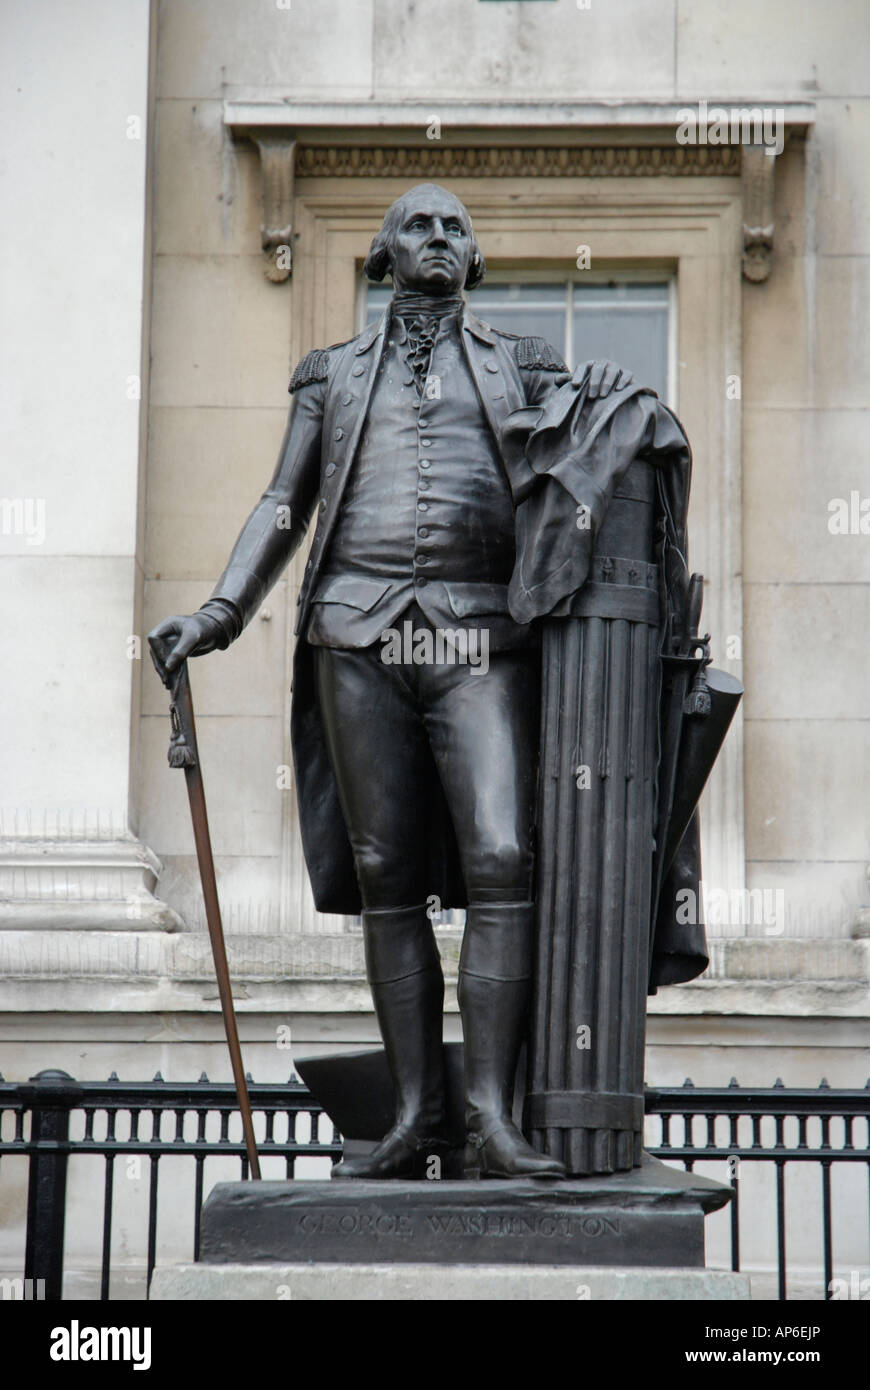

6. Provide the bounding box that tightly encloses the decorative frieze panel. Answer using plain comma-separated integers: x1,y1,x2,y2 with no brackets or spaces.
295,143,741,180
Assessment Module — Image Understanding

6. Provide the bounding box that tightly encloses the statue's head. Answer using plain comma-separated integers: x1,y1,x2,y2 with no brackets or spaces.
364,183,486,295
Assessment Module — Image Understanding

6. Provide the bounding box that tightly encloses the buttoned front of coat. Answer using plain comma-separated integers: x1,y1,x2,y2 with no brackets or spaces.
306,311,527,650
296,310,552,640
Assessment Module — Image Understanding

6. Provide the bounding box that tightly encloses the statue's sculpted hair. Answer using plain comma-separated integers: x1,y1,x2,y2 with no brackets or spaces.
363,184,486,290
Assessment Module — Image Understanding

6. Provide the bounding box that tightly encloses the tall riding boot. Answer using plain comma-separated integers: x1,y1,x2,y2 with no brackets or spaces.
331,904,450,1180
459,902,565,1179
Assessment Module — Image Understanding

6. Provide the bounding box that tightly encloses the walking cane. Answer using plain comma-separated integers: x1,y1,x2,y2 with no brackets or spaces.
148,636,261,1180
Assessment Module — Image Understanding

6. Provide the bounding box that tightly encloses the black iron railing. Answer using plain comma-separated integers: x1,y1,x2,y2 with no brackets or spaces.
0,1069,340,1301
1,1070,867,1300
644,1077,870,1301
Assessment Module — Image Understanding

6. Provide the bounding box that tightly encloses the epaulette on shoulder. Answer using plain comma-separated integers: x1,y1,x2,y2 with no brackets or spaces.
515,336,567,372
288,348,331,394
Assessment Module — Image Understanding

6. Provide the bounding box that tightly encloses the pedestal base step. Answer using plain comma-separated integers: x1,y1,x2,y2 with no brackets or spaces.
151,1262,750,1301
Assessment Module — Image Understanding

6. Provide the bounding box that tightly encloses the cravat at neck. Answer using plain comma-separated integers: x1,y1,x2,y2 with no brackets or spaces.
391,292,463,323
389,294,461,394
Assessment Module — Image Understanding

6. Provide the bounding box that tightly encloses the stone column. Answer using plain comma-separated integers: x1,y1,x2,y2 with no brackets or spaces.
0,0,180,998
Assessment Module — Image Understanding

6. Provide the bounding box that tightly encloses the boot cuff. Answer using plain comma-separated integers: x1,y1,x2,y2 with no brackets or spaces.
459,901,534,981
362,903,442,983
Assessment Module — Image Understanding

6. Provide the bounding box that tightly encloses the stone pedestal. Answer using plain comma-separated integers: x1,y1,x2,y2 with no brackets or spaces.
152,1156,747,1300
197,1155,731,1269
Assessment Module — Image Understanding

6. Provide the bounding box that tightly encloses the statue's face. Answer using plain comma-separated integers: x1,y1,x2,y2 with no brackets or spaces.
388,189,473,296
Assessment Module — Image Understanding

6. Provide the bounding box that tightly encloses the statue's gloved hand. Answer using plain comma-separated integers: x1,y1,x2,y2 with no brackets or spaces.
555,359,634,398
147,611,225,682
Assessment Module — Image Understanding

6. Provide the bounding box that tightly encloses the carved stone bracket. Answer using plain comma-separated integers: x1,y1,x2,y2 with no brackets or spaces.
250,134,297,282
741,144,777,283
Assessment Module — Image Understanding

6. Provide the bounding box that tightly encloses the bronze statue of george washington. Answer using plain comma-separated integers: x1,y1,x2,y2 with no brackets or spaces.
150,184,713,1183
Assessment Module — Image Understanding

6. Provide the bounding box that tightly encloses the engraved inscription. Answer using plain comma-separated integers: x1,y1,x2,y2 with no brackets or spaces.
425,1212,621,1238
578,1216,620,1238
297,1209,414,1239
427,1213,571,1238
294,1206,621,1242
